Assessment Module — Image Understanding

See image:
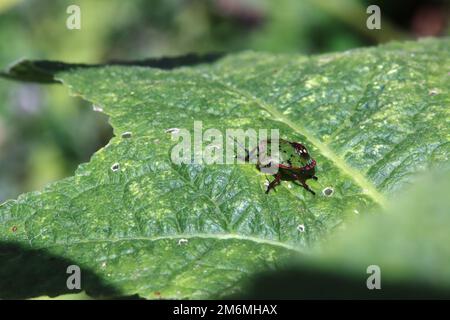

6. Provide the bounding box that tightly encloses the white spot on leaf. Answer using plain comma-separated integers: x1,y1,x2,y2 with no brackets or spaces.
165,128,180,134
92,105,104,112
111,163,120,172
121,131,132,139
322,187,334,197
428,88,439,96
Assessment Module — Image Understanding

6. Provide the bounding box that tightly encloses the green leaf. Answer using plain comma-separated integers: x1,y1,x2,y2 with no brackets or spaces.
322,168,450,293
0,38,449,299
236,169,450,299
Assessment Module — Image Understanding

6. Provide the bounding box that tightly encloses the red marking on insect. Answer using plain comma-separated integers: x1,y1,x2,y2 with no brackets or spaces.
11,226,17,232
301,159,316,171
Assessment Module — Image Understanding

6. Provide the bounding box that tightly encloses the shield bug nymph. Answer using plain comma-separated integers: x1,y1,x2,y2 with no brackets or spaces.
242,139,318,195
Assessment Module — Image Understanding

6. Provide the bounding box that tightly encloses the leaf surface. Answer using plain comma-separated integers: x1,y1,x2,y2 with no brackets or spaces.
0,38,449,298
232,169,450,299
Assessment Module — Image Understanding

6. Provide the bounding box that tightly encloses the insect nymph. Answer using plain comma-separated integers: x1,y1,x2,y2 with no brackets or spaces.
242,139,318,195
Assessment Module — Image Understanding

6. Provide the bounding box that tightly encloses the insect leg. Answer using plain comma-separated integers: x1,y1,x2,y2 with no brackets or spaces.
301,181,316,195
266,173,281,194
293,174,316,195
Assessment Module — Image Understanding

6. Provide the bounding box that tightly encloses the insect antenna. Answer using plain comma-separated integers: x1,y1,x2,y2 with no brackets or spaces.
227,135,251,162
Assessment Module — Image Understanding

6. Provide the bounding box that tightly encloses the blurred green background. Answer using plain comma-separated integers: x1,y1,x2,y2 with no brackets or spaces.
0,0,448,202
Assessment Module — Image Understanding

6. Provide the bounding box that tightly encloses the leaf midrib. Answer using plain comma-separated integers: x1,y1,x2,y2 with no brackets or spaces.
44,233,303,253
